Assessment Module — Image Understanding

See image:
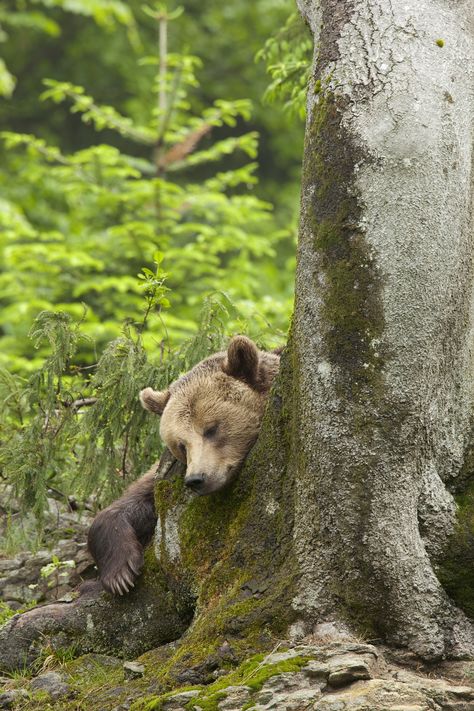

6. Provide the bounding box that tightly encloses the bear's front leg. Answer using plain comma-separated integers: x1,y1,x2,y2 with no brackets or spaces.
88,464,157,594
88,452,181,595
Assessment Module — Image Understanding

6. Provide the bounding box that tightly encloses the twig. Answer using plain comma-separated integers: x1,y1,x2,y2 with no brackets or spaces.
242,641,284,684
158,11,167,120
66,397,98,410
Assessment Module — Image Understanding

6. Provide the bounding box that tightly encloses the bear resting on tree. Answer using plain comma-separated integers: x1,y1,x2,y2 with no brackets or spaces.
88,336,281,596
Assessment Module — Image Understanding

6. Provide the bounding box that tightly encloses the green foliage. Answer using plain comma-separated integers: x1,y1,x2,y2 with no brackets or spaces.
40,555,75,580
0,600,37,627
0,0,136,97
0,1,307,517
0,10,292,372
257,12,312,119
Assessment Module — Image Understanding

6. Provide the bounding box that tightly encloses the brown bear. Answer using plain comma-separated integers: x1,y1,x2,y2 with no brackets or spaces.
88,336,280,596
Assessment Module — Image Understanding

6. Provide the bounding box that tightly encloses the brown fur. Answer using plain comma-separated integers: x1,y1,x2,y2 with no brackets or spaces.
88,336,281,595
87,464,158,595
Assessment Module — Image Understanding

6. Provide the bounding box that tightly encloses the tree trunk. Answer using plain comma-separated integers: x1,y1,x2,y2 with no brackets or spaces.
292,0,474,659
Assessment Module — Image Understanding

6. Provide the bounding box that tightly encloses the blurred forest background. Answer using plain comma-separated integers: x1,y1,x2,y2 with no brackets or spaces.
0,0,310,527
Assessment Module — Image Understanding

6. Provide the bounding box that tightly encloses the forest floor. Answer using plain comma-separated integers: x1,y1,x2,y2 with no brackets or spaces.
1,635,474,710
1,499,474,710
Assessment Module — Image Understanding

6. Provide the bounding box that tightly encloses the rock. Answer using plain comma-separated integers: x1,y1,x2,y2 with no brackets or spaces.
0,489,95,610
260,671,306,692
0,532,94,607
303,659,330,682
282,688,322,709
30,671,70,699
312,621,354,643
326,653,374,687
262,648,306,665
0,690,28,709
217,685,251,709
313,678,442,710
0,559,23,573
123,661,145,679
174,643,474,711
3,601,22,611
163,689,200,709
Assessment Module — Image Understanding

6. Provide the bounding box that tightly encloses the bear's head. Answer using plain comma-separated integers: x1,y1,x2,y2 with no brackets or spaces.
140,336,280,495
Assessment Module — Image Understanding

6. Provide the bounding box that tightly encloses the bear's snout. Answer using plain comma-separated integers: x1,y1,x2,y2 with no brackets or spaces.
185,473,206,493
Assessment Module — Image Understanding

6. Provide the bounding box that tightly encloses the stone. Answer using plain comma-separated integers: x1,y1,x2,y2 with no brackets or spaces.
302,659,330,682
0,690,28,709
259,671,304,692
217,685,251,709
284,688,322,709
0,559,23,573
313,679,435,710
163,689,200,709
30,671,70,699
328,655,371,688
312,622,354,642
263,649,305,665
326,653,374,687
123,661,145,679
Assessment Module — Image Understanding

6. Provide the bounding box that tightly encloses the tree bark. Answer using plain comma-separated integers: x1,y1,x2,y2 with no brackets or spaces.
292,0,474,659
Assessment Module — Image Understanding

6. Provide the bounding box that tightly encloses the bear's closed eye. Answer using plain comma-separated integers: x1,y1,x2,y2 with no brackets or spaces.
204,424,218,438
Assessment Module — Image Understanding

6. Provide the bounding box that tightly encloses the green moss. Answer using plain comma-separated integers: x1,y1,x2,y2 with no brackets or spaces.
438,483,474,617
130,686,203,711
30,690,51,704
135,654,312,711
185,692,226,710
303,89,385,396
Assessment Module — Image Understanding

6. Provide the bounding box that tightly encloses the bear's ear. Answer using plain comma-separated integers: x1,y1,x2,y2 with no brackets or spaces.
223,335,259,388
139,387,170,415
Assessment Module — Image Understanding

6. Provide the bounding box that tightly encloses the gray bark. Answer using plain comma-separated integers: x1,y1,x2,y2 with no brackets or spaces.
293,0,474,659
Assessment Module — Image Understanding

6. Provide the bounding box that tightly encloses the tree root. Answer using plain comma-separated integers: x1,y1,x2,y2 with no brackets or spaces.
0,575,192,674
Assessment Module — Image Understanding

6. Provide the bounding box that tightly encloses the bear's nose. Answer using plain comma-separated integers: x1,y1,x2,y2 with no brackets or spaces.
185,474,205,491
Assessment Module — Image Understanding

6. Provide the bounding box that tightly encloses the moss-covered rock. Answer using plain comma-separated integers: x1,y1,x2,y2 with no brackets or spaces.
438,481,474,618
0,559,192,673
131,652,313,710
